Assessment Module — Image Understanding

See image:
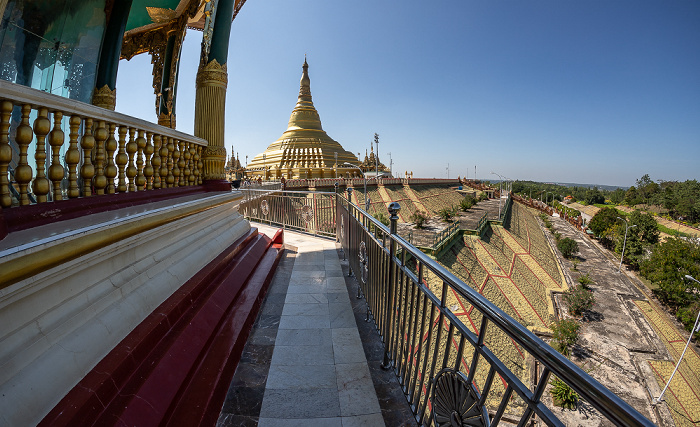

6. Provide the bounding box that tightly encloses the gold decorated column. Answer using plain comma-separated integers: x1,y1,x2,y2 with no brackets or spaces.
194,59,227,181
193,0,237,186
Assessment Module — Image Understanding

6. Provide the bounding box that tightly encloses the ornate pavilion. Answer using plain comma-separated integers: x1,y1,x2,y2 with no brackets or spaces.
246,59,360,180
0,1,289,426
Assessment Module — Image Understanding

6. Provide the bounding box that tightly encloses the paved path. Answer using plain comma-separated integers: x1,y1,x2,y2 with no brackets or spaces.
218,224,415,426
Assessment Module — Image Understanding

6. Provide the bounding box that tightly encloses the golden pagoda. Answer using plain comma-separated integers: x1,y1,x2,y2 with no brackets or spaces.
246,59,360,179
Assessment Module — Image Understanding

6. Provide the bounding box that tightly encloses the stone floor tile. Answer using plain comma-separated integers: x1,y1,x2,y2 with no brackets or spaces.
282,302,330,316
332,327,363,347
328,291,352,304
275,328,333,347
259,387,341,419
330,303,356,328
220,386,265,416
335,362,374,387
216,413,259,427
287,282,327,293
338,383,382,417
285,293,329,304
327,276,349,292
271,343,335,366
259,417,342,427
279,314,331,329
266,364,337,389
341,413,386,427
326,269,346,277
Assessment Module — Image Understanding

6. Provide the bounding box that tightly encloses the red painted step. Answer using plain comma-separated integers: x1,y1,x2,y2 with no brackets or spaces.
40,227,284,427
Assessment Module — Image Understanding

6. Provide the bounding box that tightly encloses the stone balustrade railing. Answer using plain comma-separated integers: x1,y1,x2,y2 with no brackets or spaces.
0,80,208,208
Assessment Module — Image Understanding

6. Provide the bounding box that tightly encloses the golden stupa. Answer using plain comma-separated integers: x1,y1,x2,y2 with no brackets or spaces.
246,59,360,179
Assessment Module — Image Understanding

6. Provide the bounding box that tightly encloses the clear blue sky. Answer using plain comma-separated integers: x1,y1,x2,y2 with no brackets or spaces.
117,0,700,188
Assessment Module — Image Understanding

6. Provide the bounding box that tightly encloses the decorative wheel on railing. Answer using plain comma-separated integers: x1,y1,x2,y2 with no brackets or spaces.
301,204,314,224
252,208,257,216
432,369,488,427
261,199,269,216
340,214,345,239
358,240,368,284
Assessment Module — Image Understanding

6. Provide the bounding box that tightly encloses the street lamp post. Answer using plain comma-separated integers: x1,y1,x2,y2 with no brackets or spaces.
262,153,266,181
616,216,637,273
343,162,369,211
491,172,505,218
387,152,392,177
656,274,700,404
374,134,379,178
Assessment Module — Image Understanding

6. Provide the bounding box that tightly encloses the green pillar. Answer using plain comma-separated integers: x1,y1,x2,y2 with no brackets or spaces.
93,0,133,110
207,0,236,66
158,34,177,127
194,0,236,185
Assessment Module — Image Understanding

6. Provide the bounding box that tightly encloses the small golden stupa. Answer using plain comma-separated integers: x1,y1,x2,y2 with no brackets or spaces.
246,59,360,179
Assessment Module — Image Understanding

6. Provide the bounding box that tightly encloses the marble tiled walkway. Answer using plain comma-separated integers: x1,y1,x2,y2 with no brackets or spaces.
218,224,414,426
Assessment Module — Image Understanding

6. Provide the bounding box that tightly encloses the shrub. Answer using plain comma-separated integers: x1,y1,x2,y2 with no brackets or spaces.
571,259,580,271
553,231,562,241
438,206,456,221
460,196,475,211
564,285,595,317
551,319,580,356
410,211,428,229
557,237,579,258
550,377,579,409
577,273,593,288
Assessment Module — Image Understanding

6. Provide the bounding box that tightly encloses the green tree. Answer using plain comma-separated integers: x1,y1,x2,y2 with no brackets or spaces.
641,238,700,310
624,186,642,206
608,188,625,205
588,207,619,238
629,210,659,245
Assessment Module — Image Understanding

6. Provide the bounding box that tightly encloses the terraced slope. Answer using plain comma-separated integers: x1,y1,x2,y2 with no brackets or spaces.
635,300,700,427
406,200,566,411
383,185,419,222
410,184,465,215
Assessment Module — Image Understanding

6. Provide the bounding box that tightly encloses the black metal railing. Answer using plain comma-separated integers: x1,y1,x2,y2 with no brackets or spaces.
336,194,654,427
240,188,337,238
242,190,653,426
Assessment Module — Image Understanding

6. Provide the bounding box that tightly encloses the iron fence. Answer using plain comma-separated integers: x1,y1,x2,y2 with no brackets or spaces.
337,194,654,427
240,189,337,237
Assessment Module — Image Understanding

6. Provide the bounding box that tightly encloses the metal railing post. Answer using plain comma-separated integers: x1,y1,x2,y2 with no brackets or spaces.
382,202,401,369
347,187,353,276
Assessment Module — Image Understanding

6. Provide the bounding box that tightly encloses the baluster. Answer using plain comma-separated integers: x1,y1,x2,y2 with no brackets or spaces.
126,128,137,192
0,101,13,207
48,111,65,201
172,138,180,187
105,123,117,194
32,107,50,202
93,120,108,195
188,144,196,185
116,125,127,192
136,130,146,190
178,140,186,186
166,137,175,187
159,135,169,187
81,118,95,197
196,145,203,184
152,134,162,189
65,115,81,198
15,104,34,205
144,132,154,190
